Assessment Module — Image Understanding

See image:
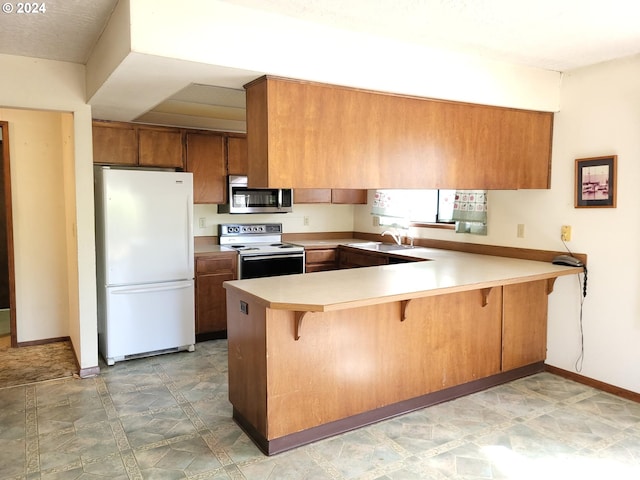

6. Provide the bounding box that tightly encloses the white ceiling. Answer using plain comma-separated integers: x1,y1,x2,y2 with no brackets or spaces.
2,0,640,131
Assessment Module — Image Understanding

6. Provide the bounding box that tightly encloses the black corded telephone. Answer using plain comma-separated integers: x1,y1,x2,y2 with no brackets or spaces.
552,254,584,267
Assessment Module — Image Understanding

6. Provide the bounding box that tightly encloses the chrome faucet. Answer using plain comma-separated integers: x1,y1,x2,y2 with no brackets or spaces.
382,230,402,245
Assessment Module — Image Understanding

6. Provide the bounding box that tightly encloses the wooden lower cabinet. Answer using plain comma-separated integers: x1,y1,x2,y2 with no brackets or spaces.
338,246,388,268
502,280,549,370
195,252,237,338
227,285,525,454
304,248,338,272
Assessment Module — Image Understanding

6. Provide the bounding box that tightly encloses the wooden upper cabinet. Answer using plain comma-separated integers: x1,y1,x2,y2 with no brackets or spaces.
331,189,367,204
138,127,184,168
92,122,137,165
227,135,248,175
244,75,553,190
294,188,367,204
186,132,226,204
92,121,185,169
294,189,332,203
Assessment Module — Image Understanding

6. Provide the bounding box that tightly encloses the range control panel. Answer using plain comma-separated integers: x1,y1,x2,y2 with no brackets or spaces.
219,223,283,236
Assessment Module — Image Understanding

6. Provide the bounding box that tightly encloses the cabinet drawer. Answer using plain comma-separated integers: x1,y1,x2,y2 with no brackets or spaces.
196,255,236,274
305,248,337,263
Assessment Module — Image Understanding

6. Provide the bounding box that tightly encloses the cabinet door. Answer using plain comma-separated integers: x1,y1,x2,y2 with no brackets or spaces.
331,189,367,204
138,128,184,168
294,189,332,203
502,280,549,370
338,247,388,268
295,189,367,204
195,254,237,334
196,271,235,334
186,133,226,204
92,122,137,165
245,76,553,190
305,248,338,272
227,135,248,175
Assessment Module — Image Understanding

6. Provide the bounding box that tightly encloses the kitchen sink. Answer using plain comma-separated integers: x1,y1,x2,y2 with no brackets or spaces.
347,242,426,254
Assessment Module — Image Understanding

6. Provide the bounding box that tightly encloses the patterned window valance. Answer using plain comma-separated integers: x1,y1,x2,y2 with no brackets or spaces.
452,190,488,235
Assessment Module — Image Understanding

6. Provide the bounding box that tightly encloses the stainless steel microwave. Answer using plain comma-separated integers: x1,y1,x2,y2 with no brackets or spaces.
218,175,293,214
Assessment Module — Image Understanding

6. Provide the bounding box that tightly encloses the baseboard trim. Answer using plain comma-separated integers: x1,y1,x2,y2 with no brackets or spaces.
79,366,101,378
17,336,101,379
17,335,70,347
545,365,639,403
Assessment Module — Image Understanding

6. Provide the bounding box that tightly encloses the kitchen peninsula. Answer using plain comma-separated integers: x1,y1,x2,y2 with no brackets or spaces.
223,248,582,455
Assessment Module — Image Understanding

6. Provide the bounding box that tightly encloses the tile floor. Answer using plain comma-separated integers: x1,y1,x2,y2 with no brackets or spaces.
1,339,639,479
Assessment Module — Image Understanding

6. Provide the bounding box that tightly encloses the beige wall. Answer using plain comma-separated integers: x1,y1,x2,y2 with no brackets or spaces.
0,108,72,341
0,54,97,371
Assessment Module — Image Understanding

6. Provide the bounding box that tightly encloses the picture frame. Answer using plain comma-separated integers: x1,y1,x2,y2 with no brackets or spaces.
575,155,617,208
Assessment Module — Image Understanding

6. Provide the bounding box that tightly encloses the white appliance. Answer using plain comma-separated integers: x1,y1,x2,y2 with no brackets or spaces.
218,223,305,279
94,167,195,365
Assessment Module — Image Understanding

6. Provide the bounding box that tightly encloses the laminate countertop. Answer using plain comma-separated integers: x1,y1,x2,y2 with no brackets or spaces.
194,245,236,256
223,245,582,312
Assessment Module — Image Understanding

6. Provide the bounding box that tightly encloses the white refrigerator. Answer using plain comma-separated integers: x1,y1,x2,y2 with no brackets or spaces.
94,167,195,365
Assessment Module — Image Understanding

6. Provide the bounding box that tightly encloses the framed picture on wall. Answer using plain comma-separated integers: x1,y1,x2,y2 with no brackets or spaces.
575,155,617,208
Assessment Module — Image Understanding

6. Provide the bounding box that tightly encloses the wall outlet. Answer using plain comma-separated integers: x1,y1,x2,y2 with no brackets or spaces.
517,224,525,238
303,216,310,226
198,217,206,228
561,225,572,241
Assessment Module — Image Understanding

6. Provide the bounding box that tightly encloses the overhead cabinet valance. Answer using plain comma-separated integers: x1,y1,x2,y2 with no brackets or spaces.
244,76,553,190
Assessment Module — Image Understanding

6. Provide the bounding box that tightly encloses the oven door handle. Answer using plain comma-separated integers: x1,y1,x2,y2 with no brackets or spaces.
242,254,304,261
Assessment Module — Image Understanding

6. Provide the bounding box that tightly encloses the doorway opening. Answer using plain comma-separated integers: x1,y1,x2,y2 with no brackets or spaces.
0,121,17,348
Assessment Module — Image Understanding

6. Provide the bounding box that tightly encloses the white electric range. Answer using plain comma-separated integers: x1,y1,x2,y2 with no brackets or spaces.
218,223,305,279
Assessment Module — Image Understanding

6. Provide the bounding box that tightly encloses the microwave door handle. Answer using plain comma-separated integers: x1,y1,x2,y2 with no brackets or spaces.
277,189,283,209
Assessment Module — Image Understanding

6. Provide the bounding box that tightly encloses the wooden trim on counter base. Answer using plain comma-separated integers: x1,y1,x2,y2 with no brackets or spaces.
234,362,544,456
545,365,640,403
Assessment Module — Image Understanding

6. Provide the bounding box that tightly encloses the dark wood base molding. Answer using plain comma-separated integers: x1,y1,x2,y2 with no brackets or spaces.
545,365,639,403
234,362,545,456
196,331,227,343
17,335,70,347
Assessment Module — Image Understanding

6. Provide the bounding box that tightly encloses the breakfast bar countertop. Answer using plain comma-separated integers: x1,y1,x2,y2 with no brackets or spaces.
223,247,582,312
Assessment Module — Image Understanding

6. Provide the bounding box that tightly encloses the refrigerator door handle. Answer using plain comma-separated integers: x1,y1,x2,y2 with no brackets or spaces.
112,281,193,295
186,195,194,276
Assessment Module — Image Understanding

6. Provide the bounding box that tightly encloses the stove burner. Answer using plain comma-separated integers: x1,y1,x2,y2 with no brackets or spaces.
230,245,260,251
